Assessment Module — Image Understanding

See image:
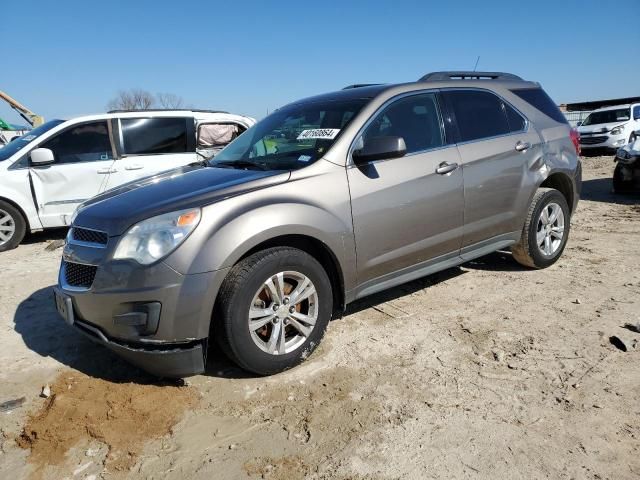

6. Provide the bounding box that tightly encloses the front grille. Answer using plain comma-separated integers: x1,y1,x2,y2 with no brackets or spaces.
579,135,607,145
71,227,108,245
63,261,97,289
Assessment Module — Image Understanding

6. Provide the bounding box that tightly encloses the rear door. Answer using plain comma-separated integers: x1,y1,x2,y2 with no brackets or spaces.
105,116,196,189
30,120,115,227
441,89,541,249
348,91,464,289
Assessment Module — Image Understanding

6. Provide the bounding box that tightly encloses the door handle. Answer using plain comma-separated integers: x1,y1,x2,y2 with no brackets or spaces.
97,168,117,174
125,164,144,171
435,162,459,175
515,141,531,152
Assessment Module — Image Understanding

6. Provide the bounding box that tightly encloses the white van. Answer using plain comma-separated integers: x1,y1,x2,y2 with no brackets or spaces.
0,110,255,251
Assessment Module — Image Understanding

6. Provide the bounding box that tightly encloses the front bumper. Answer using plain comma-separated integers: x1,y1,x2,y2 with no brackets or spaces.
579,133,627,150
53,289,207,377
56,235,230,377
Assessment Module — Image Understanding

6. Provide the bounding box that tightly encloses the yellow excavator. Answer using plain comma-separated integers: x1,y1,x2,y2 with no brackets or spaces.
0,90,44,127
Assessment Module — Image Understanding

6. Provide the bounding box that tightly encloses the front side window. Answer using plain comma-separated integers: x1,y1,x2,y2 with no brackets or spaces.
361,93,445,155
445,90,511,142
0,120,64,162
633,106,640,120
121,117,190,155
211,99,368,170
582,108,631,126
40,121,113,164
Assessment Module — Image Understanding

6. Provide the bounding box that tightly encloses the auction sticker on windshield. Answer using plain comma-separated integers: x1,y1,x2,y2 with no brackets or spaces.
297,129,340,140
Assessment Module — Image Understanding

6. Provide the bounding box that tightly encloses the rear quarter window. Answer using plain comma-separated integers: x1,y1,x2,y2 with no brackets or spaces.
511,88,568,124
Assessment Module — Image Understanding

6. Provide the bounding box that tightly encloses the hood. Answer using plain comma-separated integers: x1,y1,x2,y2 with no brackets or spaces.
577,122,626,134
75,165,290,235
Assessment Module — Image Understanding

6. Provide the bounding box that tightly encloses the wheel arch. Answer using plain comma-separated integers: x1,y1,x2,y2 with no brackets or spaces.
0,195,31,231
238,234,346,314
539,171,575,213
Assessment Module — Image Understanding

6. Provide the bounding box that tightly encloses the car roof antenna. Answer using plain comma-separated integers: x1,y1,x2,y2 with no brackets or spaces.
473,56,480,72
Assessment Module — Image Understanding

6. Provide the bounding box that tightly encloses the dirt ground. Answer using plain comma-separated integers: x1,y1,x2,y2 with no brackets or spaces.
0,155,638,480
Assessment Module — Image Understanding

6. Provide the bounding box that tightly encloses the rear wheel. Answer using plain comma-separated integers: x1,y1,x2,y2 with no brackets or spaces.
511,188,570,269
215,247,332,375
0,200,26,252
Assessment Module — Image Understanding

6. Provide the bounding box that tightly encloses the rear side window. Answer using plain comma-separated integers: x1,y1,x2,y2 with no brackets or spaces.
40,121,113,164
363,93,445,154
511,88,568,124
121,117,191,155
444,90,510,142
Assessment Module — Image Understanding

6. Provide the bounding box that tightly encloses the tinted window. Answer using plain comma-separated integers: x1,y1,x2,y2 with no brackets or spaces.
121,117,189,155
362,93,444,154
504,103,526,132
634,106,640,120
511,88,568,124
211,99,367,171
0,120,65,162
40,121,113,164
446,90,510,142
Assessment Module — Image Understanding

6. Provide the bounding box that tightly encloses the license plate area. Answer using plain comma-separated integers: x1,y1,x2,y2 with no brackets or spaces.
54,289,75,326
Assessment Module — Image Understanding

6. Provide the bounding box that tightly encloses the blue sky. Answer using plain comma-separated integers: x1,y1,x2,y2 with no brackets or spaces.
1,0,639,125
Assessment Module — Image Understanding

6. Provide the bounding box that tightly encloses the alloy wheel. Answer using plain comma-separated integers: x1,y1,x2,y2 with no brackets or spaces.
248,271,319,355
0,208,16,246
536,202,565,256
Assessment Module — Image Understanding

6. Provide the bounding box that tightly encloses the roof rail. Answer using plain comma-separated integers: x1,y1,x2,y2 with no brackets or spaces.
106,108,228,114
419,71,523,82
342,84,383,90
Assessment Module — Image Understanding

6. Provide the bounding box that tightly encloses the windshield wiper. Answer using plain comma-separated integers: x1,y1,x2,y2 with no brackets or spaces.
212,160,268,171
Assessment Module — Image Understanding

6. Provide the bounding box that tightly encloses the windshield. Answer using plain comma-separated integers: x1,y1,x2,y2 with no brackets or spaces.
0,120,65,162
210,99,369,170
582,108,630,126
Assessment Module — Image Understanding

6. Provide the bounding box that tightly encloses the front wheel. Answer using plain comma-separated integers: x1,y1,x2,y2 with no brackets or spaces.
0,200,26,252
215,247,333,375
511,188,570,269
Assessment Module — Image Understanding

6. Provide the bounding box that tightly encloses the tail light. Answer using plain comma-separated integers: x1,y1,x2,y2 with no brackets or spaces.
570,128,581,155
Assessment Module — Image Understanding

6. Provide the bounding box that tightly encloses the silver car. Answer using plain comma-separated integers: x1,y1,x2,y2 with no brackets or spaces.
54,71,582,377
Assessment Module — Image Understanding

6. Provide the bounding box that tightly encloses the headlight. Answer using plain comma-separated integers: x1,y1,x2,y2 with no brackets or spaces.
610,125,625,135
113,208,201,264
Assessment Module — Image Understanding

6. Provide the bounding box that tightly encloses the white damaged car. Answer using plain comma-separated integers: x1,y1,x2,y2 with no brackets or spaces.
578,103,640,151
0,110,255,251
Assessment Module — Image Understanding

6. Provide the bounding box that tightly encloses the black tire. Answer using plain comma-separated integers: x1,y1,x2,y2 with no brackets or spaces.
613,163,634,194
0,200,26,252
214,247,333,375
629,133,637,144
511,188,571,269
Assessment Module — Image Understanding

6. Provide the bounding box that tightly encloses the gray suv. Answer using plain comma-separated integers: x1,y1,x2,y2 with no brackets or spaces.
54,71,582,377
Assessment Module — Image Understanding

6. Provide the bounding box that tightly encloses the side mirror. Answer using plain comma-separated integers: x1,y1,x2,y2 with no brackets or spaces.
30,148,55,165
352,136,407,165
576,121,582,126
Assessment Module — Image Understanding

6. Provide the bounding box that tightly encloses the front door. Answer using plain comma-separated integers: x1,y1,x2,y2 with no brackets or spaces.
30,120,115,227
348,92,464,289
105,116,196,189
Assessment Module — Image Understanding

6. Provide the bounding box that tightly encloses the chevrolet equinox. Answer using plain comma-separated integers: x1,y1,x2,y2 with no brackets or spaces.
54,71,582,377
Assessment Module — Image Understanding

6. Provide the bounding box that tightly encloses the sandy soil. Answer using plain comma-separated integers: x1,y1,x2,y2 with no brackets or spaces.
0,156,638,480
